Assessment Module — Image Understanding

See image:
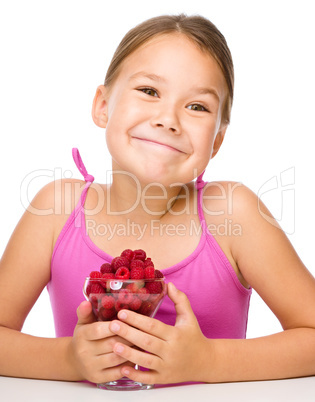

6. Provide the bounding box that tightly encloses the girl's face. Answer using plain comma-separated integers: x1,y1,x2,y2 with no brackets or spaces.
93,33,228,186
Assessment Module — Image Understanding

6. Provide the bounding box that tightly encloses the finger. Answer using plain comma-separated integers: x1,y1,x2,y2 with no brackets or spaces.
108,335,135,350
95,350,131,369
89,360,135,384
116,309,171,340
112,342,160,370
90,334,135,355
109,319,163,355
120,365,156,385
79,321,114,341
167,282,197,326
76,300,96,326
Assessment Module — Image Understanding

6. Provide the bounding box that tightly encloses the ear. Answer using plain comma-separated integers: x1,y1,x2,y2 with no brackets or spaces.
211,125,227,159
91,85,109,128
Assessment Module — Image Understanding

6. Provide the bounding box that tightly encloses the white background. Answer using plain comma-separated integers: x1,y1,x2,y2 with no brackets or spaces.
0,0,314,339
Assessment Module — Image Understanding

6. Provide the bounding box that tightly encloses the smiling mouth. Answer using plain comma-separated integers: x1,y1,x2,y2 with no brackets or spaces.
131,137,185,153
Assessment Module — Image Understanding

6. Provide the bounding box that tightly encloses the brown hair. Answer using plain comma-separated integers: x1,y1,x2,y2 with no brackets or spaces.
104,14,234,125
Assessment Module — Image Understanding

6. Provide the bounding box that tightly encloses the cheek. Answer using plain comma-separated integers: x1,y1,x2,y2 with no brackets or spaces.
189,128,218,173
192,123,217,155
105,98,132,145
104,103,144,164
106,94,147,136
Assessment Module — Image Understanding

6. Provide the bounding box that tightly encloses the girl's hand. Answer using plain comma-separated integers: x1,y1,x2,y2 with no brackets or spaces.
109,283,211,384
69,301,134,384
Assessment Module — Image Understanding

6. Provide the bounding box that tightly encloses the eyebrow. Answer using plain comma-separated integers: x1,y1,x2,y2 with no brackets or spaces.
129,71,220,103
193,87,220,103
128,71,167,83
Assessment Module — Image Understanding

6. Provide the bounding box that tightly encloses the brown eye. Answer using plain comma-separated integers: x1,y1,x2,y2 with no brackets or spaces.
187,104,208,112
141,88,158,97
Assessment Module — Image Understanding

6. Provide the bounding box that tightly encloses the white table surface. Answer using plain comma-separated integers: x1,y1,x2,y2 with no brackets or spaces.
1,375,314,402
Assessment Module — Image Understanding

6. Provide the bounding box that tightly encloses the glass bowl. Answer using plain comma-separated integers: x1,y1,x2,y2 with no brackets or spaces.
83,276,167,390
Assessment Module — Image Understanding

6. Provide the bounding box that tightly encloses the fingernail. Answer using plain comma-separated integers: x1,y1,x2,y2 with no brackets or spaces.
119,311,127,320
115,344,124,354
122,368,130,375
111,322,120,332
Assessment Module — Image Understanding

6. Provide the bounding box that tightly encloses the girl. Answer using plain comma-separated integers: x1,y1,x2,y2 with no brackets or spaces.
0,14,314,386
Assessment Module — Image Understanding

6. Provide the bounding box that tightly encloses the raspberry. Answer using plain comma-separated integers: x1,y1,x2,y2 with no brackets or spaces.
130,259,145,270
111,256,130,272
100,273,115,290
101,295,115,310
118,289,134,304
89,271,102,285
89,283,104,294
115,300,130,312
126,282,144,293
115,267,130,280
144,258,154,268
137,287,150,301
148,293,161,303
89,271,102,279
87,248,165,322
133,249,146,261
85,284,92,296
146,281,162,294
101,272,115,280
100,263,114,274
129,296,142,311
100,307,116,320
130,267,144,279
139,301,154,316
144,266,155,279
121,249,134,261
154,269,164,278
90,295,100,309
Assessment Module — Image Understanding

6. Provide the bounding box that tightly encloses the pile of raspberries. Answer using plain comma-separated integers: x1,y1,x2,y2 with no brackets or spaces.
85,249,165,320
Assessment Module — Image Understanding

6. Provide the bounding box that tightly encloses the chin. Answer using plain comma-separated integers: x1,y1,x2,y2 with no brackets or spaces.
138,166,195,188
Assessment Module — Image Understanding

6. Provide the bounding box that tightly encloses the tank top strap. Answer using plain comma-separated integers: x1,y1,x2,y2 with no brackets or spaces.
195,171,208,233
72,148,95,183
71,148,94,229
195,171,206,190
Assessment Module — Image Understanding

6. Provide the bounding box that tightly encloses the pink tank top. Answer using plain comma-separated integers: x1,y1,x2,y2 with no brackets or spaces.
47,149,252,339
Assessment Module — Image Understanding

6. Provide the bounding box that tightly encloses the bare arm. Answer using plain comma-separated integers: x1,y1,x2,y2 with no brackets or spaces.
0,180,130,382
0,180,78,379
212,184,315,381
198,183,315,381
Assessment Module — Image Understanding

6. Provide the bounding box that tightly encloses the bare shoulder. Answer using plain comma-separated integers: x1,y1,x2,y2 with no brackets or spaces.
29,178,87,213
201,179,284,263
0,178,84,329
200,181,258,288
33,178,89,245
201,180,258,215
201,180,275,232
202,181,315,330
12,177,88,256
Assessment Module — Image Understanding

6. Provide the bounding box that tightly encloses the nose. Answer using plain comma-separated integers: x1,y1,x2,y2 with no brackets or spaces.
150,103,181,135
